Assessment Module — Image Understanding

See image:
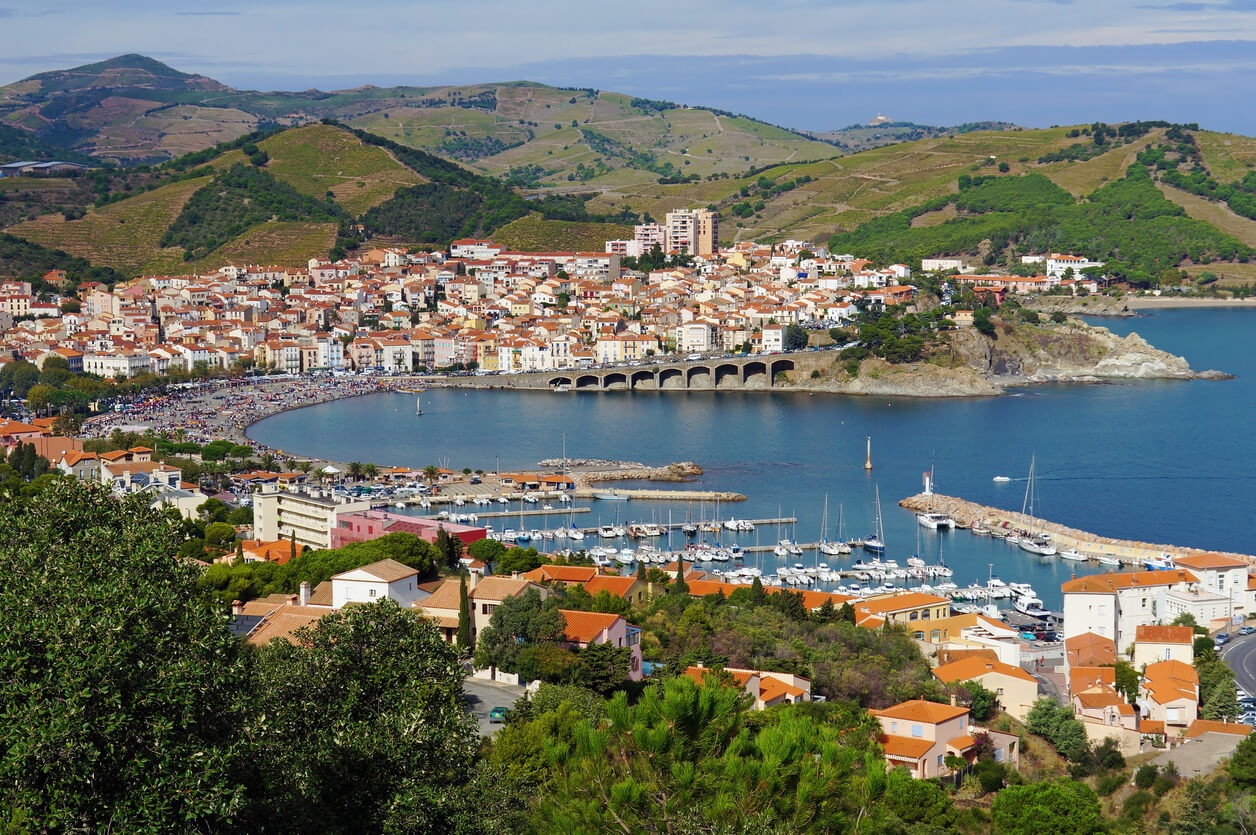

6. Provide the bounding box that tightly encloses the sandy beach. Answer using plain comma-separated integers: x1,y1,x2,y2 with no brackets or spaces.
84,377,395,459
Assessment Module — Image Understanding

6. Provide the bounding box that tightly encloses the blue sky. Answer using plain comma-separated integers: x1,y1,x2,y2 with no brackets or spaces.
5,0,1256,133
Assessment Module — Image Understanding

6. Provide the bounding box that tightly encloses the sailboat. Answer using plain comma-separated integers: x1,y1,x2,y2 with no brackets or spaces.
1017,455,1057,556
415,392,423,416
863,487,886,554
682,502,698,537
819,495,845,556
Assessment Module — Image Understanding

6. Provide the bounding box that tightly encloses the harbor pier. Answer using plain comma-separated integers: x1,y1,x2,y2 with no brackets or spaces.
900,493,1256,567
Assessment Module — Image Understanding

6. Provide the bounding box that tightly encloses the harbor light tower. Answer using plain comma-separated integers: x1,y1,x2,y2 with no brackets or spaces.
864,436,872,470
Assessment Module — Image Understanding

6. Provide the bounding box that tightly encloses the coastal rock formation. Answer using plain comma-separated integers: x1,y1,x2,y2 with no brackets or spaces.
577,461,704,484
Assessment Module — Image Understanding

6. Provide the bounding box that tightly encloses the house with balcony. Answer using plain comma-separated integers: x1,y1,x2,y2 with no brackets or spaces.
872,699,1019,779
684,664,811,710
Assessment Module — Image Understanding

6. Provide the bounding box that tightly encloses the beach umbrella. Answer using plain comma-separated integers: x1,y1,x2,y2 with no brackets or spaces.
321,465,341,474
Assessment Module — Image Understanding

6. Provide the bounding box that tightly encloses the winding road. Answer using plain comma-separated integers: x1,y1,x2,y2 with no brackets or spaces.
1220,631,1256,696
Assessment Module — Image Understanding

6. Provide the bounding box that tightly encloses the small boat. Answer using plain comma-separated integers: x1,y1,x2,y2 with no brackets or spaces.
598,525,617,538
593,491,631,501
970,522,989,536
1144,554,1176,571
682,523,699,537
993,476,1011,483
552,384,570,393
515,531,531,543
416,393,423,416
917,512,955,530
1059,548,1087,562
1096,555,1121,567
568,527,585,541
863,487,886,555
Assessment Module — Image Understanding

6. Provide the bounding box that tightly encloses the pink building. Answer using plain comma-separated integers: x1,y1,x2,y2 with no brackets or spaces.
559,609,643,681
331,509,486,549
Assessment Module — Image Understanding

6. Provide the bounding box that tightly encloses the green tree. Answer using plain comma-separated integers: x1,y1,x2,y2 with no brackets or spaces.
457,571,472,653
468,537,505,573
990,779,1103,834
243,602,477,832
881,770,957,830
965,679,997,721
574,640,630,695
1230,734,1256,788
535,677,860,832
784,323,809,351
0,480,246,831
25,383,55,414
435,526,464,571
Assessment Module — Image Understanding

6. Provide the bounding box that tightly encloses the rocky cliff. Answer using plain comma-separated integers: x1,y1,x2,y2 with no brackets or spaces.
783,319,1226,397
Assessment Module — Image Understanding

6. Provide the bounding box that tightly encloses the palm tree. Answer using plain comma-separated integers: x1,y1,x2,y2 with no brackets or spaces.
348,461,365,481
296,461,313,475
422,464,440,488
362,462,379,480
260,452,277,471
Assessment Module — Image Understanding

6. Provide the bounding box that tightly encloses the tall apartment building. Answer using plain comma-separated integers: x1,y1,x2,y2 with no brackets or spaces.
664,208,719,256
255,488,371,550
633,223,669,253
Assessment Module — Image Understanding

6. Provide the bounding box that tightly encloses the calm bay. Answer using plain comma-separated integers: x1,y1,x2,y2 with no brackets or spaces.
248,309,1256,608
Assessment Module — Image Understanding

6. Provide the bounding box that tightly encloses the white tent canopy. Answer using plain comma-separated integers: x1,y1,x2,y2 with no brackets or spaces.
321,465,341,474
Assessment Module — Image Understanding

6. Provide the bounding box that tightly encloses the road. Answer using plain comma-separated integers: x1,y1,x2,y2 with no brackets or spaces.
1220,631,1256,696
462,676,526,737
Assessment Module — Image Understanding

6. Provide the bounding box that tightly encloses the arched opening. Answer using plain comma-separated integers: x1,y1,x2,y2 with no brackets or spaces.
630,369,657,390
575,374,600,390
686,365,712,389
769,358,795,385
548,376,573,387
742,360,768,389
714,363,740,388
659,367,684,389
603,372,628,391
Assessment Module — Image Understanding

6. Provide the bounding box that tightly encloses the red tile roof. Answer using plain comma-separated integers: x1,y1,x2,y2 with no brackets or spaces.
873,699,968,724
559,609,622,644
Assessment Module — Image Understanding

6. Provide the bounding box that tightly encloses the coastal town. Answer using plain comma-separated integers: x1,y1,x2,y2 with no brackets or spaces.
0,206,1112,382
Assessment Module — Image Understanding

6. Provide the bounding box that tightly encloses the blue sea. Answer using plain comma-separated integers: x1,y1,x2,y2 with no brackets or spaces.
248,308,1256,608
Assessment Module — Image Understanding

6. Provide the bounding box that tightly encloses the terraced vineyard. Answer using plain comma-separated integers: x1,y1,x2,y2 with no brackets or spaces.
6,176,210,276
492,213,634,253
207,221,339,268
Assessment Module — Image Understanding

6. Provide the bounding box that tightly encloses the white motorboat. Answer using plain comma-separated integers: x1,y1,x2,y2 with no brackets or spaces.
598,525,617,538
916,512,955,530
1144,554,1177,571
993,476,1011,483
1013,594,1051,618
970,521,989,535
1059,548,1087,562
1096,555,1121,567
774,543,790,557
568,527,585,541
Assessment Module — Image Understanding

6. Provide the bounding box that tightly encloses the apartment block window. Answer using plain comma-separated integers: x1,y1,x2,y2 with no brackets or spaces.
912,725,923,738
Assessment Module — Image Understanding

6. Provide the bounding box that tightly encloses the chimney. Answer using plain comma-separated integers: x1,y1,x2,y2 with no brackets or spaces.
299,581,311,606
950,694,957,707
469,571,479,591
231,599,243,616
287,594,298,605
512,571,520,579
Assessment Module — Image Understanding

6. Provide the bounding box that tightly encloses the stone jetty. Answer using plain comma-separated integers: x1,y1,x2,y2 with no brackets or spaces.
901,493,1254,567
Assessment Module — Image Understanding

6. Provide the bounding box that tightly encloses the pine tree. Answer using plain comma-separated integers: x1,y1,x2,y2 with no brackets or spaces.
636,561,647,582
289,532,296,564
672,553,689,596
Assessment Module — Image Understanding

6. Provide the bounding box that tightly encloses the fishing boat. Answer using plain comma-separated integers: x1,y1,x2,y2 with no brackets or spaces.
1144,554,1176,571
1017,456,1057,556
863,487,886,555
1059,548,1087,562
970,521,989,536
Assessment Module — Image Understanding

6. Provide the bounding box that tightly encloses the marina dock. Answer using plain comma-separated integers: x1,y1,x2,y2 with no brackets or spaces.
900,493,1256,567
571,488,747,502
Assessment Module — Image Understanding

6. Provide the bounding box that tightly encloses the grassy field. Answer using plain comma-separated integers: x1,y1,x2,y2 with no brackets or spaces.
492,213,633,252
1198,130,1256,183
6,175,210,276
251,124,424,215
207,220,339,268
1038,132,1160,196
1157,182,1256,248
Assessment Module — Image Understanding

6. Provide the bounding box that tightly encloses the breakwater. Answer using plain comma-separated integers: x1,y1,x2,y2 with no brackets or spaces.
900,493,1255,567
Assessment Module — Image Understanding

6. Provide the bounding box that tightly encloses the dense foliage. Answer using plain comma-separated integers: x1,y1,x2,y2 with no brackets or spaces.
829,168,1252,280
0,232,123,291
161,163,348,261
0,481,515,833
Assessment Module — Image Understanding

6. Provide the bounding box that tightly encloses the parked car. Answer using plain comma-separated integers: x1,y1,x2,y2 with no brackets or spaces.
488,706,509,723
1239,625,1255,636
1216,633,1232,646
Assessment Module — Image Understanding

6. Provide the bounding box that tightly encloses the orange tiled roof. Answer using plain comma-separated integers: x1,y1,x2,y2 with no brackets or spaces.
1135,625,1195,644
559,609,622,643
933,656,1036,685
879,735,935,760
1175,553,1250,570
1184,719,1253,738
1062,569,1196,593
523,564,598,584
855,592,950,615
584,574,638,598
873,698,968,724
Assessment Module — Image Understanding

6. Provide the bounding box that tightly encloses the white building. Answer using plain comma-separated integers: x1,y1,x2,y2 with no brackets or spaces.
1046,254,1104,279
330,558,425,608
254,488,371,550
921,257,966,273
1061,569,1199,654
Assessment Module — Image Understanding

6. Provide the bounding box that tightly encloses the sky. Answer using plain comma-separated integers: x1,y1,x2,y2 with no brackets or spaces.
6,0,1256,133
